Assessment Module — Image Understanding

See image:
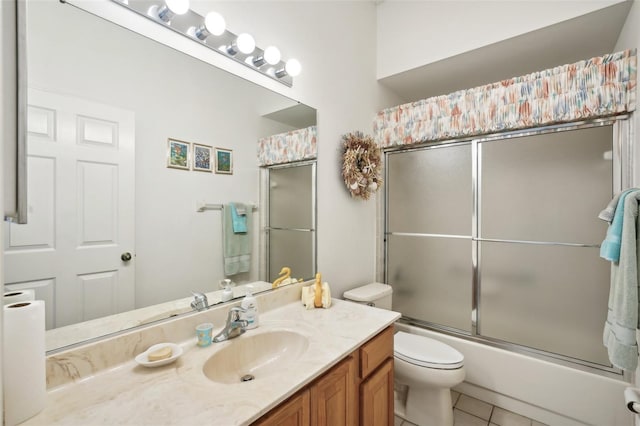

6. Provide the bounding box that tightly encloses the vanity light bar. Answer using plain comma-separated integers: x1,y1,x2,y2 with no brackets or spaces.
111,0,300,87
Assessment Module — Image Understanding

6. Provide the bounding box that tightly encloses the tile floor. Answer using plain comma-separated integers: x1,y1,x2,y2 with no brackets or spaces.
394,391,549,426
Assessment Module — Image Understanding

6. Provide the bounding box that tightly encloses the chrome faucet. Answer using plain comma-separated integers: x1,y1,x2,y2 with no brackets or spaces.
213,307,248,342
190,292,209,311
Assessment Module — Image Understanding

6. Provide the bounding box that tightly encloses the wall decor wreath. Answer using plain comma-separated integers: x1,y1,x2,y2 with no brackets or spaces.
341,131,383,200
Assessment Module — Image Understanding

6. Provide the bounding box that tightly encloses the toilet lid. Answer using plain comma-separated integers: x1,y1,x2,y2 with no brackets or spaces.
394,331,464,370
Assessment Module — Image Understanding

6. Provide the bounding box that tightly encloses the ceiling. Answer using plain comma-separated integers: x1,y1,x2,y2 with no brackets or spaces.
379,1,633,103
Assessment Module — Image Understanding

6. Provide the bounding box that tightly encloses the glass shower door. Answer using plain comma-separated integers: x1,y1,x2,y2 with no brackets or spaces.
266,162,316,282
386,143,473,332
478,126,612,365
384,122,617,369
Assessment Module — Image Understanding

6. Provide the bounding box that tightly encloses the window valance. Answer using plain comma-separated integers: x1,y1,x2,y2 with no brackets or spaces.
257,125,317,166
374,49,636,147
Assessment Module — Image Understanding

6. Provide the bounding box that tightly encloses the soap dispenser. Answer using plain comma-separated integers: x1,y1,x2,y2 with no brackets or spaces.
240,285,259,329
220,279,234,303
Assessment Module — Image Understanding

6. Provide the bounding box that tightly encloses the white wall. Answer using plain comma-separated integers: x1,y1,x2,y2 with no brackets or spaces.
30,0,394,307
192,1,395,298
616,0,640,185
376,0,626,79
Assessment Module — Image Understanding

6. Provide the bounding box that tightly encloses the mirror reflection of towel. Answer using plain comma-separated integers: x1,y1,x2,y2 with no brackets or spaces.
230,202,247,234
223,203,251,276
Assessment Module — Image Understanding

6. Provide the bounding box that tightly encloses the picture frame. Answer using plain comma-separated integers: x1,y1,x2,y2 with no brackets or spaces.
215,147,233,175
166,138,191,170
192,143,213,172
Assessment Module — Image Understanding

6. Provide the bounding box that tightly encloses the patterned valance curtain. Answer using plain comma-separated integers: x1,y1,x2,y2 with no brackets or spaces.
257,125,317,166
374,49,637,147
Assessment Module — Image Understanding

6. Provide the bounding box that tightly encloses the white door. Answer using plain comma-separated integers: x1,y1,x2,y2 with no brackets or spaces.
4,89,135,329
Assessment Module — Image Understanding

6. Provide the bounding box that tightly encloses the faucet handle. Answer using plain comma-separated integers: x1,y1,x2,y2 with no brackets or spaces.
228,306,246,322
190,292,209,311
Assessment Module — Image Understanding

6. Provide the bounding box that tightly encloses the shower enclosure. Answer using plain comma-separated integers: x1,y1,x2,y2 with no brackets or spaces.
384,119,624,372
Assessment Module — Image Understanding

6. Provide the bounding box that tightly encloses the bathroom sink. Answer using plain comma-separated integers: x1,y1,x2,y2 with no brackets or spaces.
202,330,309,384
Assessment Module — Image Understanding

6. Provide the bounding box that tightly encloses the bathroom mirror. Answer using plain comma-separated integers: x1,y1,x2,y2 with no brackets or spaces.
3,0,316,352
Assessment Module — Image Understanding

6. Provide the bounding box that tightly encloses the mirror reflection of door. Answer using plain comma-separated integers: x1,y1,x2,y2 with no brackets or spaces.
3,89,135,329
266,162,316,283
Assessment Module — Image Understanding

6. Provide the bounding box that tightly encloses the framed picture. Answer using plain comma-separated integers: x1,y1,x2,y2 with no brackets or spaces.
215,147,233,175
167,138,190,170
192,143,213,172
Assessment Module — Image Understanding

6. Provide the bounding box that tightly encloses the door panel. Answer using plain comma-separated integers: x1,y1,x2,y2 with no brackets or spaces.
388,234,472,332
4,89,135,328
387,143,472,236
481,126,612,244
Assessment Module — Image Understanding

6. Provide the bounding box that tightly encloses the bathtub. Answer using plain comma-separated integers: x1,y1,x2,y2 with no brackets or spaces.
394,322,633,426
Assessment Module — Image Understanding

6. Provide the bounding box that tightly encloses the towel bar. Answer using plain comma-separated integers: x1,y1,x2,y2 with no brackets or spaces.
196,202,257,213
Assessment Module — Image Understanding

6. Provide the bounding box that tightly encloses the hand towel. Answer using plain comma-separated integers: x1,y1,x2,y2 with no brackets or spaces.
223,203,251,276
230,203,248,234
603,190,640,371
600,191,633,262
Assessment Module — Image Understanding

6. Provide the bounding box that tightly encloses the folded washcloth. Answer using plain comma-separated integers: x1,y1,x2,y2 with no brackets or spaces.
603,190,640,371
230,203,247,234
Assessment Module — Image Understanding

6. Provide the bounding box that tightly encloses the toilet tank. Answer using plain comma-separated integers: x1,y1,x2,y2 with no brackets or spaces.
343,283,393,310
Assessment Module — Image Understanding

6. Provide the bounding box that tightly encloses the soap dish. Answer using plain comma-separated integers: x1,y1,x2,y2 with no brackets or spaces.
135,343,183,368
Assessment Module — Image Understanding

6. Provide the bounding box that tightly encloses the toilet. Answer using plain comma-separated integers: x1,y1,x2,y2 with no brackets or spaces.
343,283,465,426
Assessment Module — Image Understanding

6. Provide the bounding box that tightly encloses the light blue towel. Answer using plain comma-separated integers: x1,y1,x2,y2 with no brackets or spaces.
230,203,247,234
223,203,251,276
600,190,636,262
603,190,640,371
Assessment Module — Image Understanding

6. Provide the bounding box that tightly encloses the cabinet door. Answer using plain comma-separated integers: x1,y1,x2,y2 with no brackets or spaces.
360,359,394,426
254,389,310,426
310,356,356,426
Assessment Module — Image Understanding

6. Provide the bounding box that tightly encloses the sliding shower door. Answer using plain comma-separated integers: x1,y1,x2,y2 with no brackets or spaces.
478,127,612,365
385,122,617,369
386,144,473,332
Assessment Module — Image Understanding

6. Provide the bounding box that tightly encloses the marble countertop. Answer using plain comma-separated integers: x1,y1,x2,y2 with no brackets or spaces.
25,298,400,425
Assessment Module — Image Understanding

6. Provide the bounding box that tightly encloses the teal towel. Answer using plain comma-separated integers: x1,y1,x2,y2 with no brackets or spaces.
230,203,247,234
600,191,633,262
603,190,640,371
223,203,251,276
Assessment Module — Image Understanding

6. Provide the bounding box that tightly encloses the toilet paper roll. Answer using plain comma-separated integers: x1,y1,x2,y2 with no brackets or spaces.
624,387,640,414
3,289,35,305
3,300,46,426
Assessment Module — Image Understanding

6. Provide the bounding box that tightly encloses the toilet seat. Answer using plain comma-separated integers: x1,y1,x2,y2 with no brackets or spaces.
394,331,464,370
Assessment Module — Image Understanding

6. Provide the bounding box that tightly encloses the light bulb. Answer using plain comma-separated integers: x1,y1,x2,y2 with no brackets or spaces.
165,0,189,15
263,46,281,65
236,33,255,54
285,59,301,77
204,11,225,36
154,0,189,22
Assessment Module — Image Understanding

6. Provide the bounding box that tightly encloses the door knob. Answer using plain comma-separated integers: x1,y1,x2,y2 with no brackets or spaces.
121,252,132,262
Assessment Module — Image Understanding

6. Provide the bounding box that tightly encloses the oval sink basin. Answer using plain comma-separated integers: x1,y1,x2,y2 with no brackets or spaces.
203,330,309,384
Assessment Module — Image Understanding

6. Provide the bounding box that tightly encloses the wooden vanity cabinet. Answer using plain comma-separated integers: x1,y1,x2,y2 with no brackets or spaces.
256,390,311,426
310,356,356,425
357,326,394,426
254,326,394,426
